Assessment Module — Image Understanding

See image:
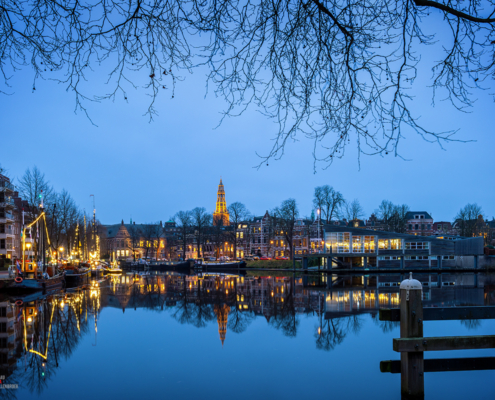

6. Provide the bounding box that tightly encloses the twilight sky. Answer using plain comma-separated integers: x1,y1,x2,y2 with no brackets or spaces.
1,53,493,224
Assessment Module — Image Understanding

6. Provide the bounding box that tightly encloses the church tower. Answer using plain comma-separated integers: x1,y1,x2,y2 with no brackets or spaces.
213,178,230,226
214,304,230,346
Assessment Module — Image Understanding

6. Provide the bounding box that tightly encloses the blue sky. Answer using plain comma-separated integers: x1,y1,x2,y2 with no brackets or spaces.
1,57,493,224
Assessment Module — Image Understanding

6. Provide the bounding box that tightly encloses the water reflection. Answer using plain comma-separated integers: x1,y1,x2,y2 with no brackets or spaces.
0,272,492,397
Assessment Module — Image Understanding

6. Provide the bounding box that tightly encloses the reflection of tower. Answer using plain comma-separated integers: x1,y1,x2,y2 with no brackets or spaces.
213,178,230,226
214,304,230,346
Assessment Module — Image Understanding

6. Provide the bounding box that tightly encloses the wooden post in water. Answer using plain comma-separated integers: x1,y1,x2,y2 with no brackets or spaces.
400,272,424,399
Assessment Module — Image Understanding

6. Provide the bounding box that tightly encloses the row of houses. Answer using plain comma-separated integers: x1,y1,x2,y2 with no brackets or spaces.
101,211,493,263
0,175,36,266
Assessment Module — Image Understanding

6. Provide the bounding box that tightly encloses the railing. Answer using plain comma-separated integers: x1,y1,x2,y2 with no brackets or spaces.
0,227,14,235
0,181,14,191
0,212,14,220
0,243,13,250
0,198,14,207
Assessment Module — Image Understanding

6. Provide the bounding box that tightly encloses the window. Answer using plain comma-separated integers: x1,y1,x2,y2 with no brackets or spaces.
378,239,402,250
415,224,419,230
352,236,364,253
0,308,5,317
405,256,429,260
0,338,6,348
409,224,412,230
327,233,350,253
427,224,431,230
405,242,430,250
0,323,5,333
390,239,402,250
364,236,375,253
421,224,425,230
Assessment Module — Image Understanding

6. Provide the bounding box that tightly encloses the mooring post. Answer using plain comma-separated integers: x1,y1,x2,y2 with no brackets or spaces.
400,272,424,399
474,255,478,270
303,257,308,270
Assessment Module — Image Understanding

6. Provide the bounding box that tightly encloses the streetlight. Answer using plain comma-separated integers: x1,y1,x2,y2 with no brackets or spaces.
59,246,64,261
25,242,32,262
317,208,321,252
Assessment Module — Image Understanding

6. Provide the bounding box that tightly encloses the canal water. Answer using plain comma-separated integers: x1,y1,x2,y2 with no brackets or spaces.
1,272,495,399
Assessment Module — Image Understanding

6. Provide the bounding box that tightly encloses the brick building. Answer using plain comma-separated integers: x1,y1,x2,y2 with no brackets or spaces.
405,211,434,236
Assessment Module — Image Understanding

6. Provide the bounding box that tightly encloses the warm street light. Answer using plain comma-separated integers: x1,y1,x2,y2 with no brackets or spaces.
26,243,31,250
59,247,64,252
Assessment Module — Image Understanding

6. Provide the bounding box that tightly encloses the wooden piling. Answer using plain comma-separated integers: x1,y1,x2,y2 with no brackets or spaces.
400,282,424,399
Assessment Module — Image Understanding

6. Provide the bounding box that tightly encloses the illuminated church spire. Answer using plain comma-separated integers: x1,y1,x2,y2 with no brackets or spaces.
213,178,230,226
214,304,230,346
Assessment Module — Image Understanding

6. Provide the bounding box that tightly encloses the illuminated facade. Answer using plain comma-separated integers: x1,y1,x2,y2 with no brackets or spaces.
213,179,230,226
0,175,15,262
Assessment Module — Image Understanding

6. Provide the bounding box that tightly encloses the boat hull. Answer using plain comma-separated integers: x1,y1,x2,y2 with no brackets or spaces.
148,261,193,273
195,261,247,269
65,269,91,287
1,273,65,292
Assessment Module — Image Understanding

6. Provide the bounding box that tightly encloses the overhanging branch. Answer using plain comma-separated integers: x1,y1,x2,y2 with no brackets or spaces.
414,0,495,23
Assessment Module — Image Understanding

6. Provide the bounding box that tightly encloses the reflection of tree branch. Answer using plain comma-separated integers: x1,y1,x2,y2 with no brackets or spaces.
315,315,364,351
460,319,482,330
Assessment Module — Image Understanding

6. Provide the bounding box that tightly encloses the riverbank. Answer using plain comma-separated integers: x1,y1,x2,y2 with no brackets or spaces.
246,260,301,269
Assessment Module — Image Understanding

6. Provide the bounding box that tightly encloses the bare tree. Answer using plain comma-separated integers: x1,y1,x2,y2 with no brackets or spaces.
273,199,299,260
340,199,364,222
210,217,227,260
141,223,162,259
191,207,212,259
127,223,142,260
455,203,485,238
227,202,250,260
18,166,54,214
56,189,80,254
377,200,409,232
1,0,484,167
313,186,345,223
174,211,192,260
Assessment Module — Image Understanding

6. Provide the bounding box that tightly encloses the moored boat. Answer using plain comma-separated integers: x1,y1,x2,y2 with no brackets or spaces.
194,260,247,269
62,265,91,287
147,260,194,273
2,272,65,292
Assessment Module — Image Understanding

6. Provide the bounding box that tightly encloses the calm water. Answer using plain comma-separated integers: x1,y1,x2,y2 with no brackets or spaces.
1,272,495,399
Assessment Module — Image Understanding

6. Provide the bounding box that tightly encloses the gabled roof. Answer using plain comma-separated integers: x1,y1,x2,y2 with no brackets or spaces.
103,223,164,238
102,224,123,239
405,211,433,220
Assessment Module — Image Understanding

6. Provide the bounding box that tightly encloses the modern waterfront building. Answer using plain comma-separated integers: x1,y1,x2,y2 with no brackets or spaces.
321,225,484,269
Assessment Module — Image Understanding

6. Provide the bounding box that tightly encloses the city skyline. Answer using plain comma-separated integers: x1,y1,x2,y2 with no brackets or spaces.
1,35,494,224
